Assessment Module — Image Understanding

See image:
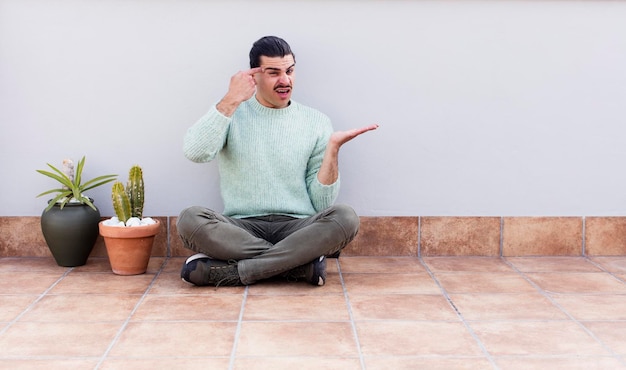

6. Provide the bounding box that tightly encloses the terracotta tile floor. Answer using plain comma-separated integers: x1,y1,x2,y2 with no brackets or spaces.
1,256,626,369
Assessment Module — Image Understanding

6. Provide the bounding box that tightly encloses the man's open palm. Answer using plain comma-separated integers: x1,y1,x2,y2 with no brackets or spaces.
330,124,379,148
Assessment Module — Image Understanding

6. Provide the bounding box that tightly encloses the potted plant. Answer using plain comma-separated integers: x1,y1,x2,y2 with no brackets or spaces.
36,156,117,267
99,165,160,275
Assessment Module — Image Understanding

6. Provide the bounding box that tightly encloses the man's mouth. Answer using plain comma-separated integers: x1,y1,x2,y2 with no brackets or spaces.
275,86,291,95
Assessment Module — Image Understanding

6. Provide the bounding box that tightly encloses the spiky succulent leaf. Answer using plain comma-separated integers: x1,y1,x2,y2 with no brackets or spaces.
74,156,85,189
82,197,97,211
36,168,73,190
37,156,117,212
37,187,69,198
81,174,118,192
43,191,72,211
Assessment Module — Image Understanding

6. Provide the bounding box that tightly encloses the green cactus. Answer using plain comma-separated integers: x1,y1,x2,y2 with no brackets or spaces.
112,181,132,223
111,165,145,224
126,165,144,219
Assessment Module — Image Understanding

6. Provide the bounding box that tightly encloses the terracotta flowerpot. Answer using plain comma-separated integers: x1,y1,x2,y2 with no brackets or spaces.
99,220,160,275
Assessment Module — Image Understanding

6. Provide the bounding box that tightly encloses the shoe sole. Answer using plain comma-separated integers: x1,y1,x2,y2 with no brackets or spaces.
314,256,326,286
186,252,209,264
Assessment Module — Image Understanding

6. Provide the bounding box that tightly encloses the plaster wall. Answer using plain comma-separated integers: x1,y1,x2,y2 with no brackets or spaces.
1,0,625,217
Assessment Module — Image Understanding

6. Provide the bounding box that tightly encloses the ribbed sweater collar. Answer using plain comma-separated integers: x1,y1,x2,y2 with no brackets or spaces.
247,96,296,117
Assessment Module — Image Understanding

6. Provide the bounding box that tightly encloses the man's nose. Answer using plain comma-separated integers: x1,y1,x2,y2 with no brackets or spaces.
277,73,291,85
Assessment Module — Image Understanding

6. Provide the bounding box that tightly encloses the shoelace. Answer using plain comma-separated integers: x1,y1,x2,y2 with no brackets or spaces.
210,260,242,287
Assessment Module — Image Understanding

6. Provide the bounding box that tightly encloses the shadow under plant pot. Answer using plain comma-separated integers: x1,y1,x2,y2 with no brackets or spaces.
99,220,160,275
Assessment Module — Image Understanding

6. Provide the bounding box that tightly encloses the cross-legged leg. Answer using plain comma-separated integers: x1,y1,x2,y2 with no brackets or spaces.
237,204,360,284
177,204,359,286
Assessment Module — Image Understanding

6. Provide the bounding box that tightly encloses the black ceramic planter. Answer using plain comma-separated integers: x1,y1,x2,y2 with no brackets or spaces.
40,201,101,267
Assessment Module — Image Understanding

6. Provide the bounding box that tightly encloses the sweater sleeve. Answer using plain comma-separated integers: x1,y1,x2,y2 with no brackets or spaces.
306,125,340,211
183,106,231,163
309,176,340,212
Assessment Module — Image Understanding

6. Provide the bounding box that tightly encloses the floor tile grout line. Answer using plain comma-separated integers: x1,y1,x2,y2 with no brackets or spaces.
499,217,504,257
502,257,626,366
93,258,169,369
586,256,626,285
0,268,73,336
419,257,500,370
336,258,366,370
417,216,421,258
228,285,248,370
166,216,172,258
582,216,586,256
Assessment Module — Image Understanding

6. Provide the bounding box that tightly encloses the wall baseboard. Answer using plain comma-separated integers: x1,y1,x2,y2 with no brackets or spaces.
1,216,625,258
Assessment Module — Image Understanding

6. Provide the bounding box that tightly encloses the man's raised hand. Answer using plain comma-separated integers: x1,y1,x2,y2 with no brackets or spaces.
217,68,262,117
329,124,379,149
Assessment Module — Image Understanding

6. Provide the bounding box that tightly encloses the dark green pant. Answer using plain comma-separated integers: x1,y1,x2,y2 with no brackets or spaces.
177,204,360,285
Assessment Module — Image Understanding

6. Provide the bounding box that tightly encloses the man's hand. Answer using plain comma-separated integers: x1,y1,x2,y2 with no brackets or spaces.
216,67,262,117
318,124,379,185
328,124,379,150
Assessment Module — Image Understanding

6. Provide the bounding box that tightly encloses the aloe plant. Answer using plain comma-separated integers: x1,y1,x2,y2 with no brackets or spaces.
112,165,145,223
37,156,117,211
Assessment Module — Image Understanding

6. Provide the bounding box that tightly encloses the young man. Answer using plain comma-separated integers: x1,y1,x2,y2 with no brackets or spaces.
178,36,377,287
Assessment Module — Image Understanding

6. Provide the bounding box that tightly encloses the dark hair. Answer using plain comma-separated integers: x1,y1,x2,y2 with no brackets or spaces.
249,36,295,68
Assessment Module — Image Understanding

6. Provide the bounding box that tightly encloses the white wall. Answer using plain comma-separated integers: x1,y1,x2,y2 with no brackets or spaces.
1,0,625,217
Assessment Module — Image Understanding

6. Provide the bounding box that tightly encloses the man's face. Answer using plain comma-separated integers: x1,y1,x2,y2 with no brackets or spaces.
254,54,295,109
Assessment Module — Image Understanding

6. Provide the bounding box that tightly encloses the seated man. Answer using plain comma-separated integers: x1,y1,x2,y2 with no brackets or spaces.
178,36,377,287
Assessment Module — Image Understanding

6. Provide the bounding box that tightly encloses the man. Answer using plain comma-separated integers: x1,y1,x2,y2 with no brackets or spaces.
178,36,377,287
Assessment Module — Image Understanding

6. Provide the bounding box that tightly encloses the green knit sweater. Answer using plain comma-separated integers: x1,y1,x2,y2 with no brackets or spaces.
183,97,340,218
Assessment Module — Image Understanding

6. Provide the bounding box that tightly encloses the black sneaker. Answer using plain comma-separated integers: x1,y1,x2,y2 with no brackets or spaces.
304,256,327,286
281,256,327,286
181,253,243,287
